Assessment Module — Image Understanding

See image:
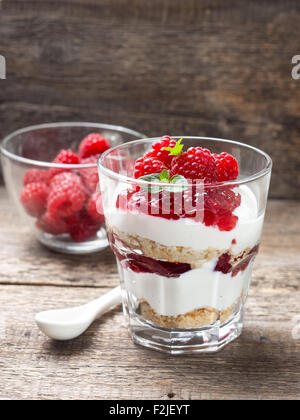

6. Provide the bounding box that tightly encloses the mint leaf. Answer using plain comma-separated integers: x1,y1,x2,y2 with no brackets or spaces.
163,138,184,156
138,173,162,193
138,173,161,183
170,174,187,184
159,169,170,182
165,174,188,192
138,170,188,193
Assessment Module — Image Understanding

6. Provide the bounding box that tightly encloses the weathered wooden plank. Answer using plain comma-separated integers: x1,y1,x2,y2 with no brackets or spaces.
0,283,299,400
0,1,300,198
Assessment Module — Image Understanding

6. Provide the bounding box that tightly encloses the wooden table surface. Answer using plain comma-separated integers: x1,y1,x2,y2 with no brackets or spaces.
0,186,299,400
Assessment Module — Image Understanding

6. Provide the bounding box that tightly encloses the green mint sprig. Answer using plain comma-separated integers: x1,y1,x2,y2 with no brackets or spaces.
138,169,188,193
163,138,184,156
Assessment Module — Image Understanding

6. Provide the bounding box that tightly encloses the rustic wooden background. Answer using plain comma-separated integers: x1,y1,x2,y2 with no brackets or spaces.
1,1,300,198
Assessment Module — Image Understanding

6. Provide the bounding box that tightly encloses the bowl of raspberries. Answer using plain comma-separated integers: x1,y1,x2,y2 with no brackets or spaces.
1,122,145,254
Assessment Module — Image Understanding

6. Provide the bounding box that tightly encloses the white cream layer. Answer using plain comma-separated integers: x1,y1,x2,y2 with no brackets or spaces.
122,259,252,316
106,185,264,254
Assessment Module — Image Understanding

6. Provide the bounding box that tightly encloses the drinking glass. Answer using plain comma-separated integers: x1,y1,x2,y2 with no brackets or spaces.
98,137,272,354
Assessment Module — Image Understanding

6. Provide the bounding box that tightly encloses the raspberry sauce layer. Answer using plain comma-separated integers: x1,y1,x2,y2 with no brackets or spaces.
214,244,259,277
108,231,191,278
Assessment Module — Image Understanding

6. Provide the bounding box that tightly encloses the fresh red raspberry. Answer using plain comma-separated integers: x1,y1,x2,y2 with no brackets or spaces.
23,169,49,186
49,149,80,179
171,147,218,182
118,184,241,231
54,149,80,165
203,208,239,231
134,157,168,178
127,138,241,231
203,188,241,230
116,187,139,211
117,186,191,221
213,152,238,181
49,171,81,189
133,136,181,178
205,188,241,213
79,155,99,193
47,172,86,218
20,182,49,217
217,212,238,231
150,136,179,166
69,211,101,242
37,212,69,235
86,192,105,224
79,133,111,159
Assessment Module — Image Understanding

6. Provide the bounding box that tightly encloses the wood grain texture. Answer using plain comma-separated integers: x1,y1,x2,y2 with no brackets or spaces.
1,284,299,400
0,1,300,198
0,186,299,400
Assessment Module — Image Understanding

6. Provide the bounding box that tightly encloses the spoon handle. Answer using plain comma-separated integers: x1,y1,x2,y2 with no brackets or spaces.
90,286,122,320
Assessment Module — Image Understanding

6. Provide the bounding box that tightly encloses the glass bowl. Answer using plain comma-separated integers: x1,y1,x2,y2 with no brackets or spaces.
1,122,145,254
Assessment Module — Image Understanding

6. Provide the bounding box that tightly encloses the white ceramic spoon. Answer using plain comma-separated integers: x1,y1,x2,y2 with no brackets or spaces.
35,286,122,341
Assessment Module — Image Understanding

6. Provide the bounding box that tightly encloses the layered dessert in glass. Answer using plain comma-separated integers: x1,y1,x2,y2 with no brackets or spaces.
98,136,271,354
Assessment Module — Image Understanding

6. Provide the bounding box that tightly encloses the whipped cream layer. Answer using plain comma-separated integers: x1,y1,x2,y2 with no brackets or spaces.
122,259,252,316
106,185,264,255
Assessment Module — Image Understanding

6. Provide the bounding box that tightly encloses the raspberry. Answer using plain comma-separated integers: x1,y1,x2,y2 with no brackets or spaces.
213,152,238,181
80,155,99,193
171,147,218,182
79,133,111,159
150,136,179,166
118,188,185,221
53,149,80,165
217,212,238,231
69,211,101,242
126,138,241,232
37,212,69,235
86,192,105,224
133,136,181,178
49,171,80,189
203,188,241,230
134,157,168,178
23,169,49,186
116,187,138,211
49,149,80,179
20,182,49,217
205,188,241,213
47,172,86,218
204,207,238,231
117,184,240,231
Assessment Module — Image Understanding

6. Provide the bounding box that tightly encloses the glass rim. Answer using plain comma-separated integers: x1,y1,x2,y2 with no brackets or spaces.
0,121,146,169
98,136,272,188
